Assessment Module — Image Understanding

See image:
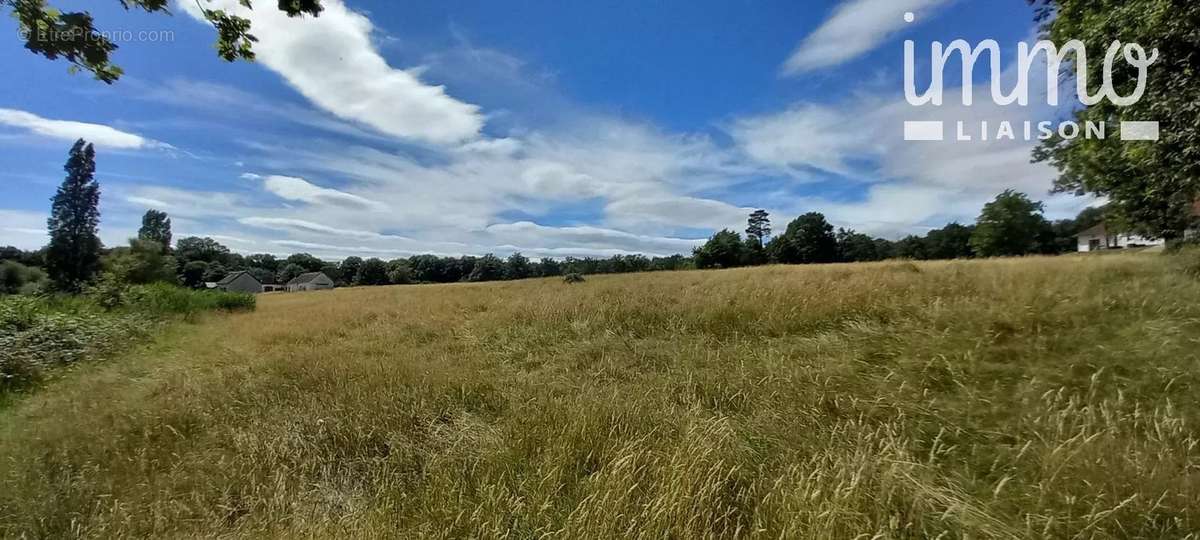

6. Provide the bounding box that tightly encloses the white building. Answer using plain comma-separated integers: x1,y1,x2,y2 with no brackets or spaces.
1076,223,1165,252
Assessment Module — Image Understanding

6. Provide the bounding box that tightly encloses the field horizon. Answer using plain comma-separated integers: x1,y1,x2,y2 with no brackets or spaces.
2,253,1199,538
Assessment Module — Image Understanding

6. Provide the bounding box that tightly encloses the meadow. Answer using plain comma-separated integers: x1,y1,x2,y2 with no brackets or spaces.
1,252,1199,538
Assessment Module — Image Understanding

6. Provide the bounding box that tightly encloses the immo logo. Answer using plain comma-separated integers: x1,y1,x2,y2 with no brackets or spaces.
901,12,1159,142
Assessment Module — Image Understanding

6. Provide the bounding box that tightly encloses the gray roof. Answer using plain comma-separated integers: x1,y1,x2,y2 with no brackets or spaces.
287,271,328,285
217,270,259,286
1076,223,1106,238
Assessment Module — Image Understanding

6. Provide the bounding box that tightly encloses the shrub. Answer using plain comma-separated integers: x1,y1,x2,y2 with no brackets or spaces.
86,273,128,311
0,261,46,295
1,296,153,392
124,283,255,316
563,273,586,284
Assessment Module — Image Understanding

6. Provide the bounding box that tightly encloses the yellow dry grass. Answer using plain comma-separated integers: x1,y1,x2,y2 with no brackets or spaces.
2,253,1199,538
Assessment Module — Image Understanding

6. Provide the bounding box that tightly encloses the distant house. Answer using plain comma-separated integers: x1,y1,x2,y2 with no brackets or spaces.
286,272,335,292
215,271,264,294
1078,202,1200,251
1076,223,1165,252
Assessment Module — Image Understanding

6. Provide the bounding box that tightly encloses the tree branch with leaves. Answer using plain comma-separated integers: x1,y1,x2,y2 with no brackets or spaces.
5,0,323,83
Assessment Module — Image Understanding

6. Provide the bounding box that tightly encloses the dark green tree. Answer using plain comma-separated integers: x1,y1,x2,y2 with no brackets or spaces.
385,259,411,285
285,253,325,272
180,260,209,288
969,190,1051,257
246,266,274,285
175,237,230,265
45,139,102,291
694,229,748,269
538,258,563,277
245,253,279,273
355,258,389,286
467,254,505,282
924,223,975,260
1030,0,1200,239
339,256,363,285
651,254,691,271
202,261,228,283
7,0,324,83
836,228,886,262
137,209,171,252
770,213,838,264
893,235,929,260
746,209,772,248
276,263,306,284
504,252,532,280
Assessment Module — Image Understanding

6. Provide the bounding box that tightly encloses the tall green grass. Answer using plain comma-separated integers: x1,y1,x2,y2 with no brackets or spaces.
0,253,1197,538
122,282,256,316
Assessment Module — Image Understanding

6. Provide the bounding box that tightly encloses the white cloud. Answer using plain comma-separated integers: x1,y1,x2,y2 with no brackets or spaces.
238,217,394,241
729,75,1093,236
261,175,386,211
123,187,250,218
782,0,952,75
729,104,877,177
179,1,484,144
606,195,753,233
0,108,171,150
519,162,598,200
484,221,704,257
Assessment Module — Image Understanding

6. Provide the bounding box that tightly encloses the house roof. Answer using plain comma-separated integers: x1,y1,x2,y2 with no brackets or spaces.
287,271,328,285
1077,223,1106,238
217,270,260,286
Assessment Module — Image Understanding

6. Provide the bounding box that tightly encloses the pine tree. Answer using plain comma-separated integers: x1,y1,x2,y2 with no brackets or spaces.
746,209,771,247
45,139,102,292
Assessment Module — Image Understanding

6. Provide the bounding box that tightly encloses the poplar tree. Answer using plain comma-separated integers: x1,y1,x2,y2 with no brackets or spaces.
45,139,102,291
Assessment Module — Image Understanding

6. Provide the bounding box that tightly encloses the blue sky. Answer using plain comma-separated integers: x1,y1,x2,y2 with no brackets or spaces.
0,0,1092,259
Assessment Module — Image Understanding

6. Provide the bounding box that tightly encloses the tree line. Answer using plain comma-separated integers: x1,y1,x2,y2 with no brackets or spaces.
693,190,1108,269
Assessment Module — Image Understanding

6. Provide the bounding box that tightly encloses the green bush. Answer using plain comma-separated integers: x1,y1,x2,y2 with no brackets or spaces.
0,261,46,295
124,283,255,316
1,296,153,392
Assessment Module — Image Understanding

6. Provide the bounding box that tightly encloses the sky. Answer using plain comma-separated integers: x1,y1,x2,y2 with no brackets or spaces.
0,0,1096,260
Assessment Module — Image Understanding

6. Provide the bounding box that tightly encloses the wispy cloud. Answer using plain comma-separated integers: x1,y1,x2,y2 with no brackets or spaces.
261,175,387,211
781,0,952,75
0,108,172,150
238,217,396,241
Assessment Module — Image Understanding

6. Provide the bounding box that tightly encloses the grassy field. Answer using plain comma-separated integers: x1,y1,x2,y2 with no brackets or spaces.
2,253,1199,538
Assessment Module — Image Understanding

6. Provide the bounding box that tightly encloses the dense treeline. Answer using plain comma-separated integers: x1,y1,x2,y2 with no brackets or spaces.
693,191,1111,270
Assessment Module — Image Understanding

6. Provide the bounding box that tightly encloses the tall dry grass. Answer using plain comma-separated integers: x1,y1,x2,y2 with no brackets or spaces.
1,253,1198,538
